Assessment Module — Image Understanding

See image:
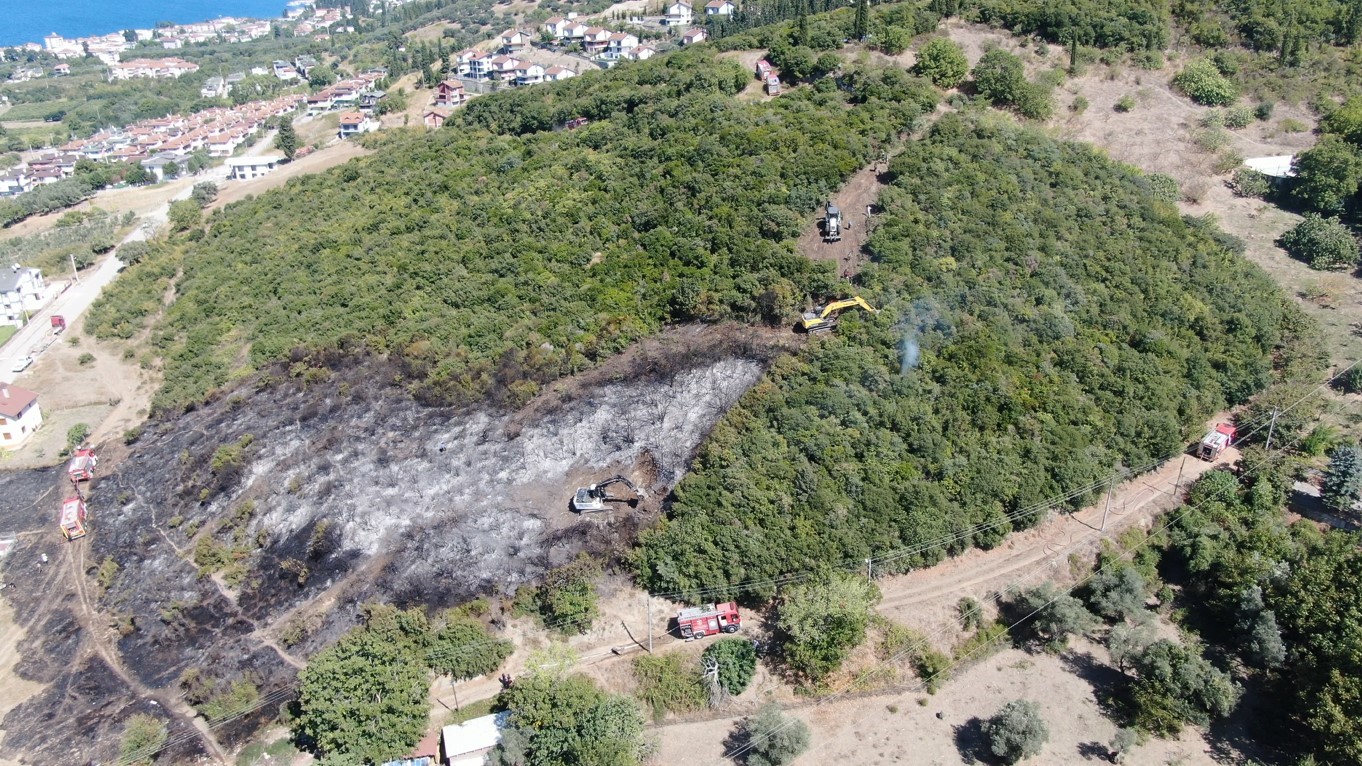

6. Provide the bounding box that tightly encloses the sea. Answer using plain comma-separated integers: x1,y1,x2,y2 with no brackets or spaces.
0,0,290,48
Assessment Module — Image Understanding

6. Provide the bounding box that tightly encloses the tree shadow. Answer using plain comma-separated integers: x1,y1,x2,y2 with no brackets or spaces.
720,721,750,765
1077,740,1111,761
1059,650,1133,725
952,716,990,764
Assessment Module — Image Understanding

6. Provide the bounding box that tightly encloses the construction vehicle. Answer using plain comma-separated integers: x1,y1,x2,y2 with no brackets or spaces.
822,201,843,242
59,497,88,541
676,602,742,639
67,448,97,485
798,296,878,334
570,476,645,513
1198,423,1236,461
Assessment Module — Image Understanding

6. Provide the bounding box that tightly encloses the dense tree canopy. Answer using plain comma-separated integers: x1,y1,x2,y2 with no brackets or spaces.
636,115,1300,602
90,50,938,413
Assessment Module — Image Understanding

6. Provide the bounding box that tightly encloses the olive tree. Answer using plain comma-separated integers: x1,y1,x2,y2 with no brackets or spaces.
981,699,1049,763
738,702,810,766
1279,214,1360,270
912,38,968,88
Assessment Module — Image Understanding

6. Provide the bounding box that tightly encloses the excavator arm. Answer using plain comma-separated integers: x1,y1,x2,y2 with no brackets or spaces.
798,296,879,333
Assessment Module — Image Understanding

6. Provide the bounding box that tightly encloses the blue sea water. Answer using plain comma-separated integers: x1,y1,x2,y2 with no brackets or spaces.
0,0,289,48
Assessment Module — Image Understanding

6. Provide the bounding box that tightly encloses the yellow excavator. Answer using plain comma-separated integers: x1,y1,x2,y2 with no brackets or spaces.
798,296,878,333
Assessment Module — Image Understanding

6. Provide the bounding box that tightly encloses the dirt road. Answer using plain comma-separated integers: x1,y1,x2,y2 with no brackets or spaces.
797,162,891,279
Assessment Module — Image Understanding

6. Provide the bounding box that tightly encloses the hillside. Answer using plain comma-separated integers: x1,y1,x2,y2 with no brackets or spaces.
636,114,1310,600
88,49,935,413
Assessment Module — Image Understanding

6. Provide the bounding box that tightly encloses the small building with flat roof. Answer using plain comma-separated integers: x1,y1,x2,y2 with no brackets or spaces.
226,154,286,181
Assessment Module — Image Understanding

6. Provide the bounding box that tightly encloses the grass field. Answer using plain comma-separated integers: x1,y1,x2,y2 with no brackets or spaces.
0,325,17,349
0,99,76,123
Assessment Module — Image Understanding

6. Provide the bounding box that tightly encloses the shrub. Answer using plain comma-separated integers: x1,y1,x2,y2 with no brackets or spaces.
632,654,706,718
1224,106,1254,129
702,637,757,697
66,422,90,448
1173,60,1238,106
520,554,602,633
1322,444,1362,513
1280,118,1308,133
1146,174,1179,203
1290,136,1362,214
1127,640,1239,735
912,37,969,88
118,714,168,766
957,597,984,630
1070,95,1089,113
1230,168,1272,199
738,702,810,766
1254,101,1275,121
778,573,880,682
1114,94,1135,113
972,48,1027,105
1278,214,1360,271
77,352,95,366
982,699,1049,764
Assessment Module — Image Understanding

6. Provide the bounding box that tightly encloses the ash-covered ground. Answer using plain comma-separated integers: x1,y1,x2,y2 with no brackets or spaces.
0,325,781,763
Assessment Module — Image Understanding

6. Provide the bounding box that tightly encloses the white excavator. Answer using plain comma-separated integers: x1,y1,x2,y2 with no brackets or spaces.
571,476,645,513
822,201,844,242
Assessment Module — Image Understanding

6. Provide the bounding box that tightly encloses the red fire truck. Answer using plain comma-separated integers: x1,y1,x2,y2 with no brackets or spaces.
67,448,97,484
676,602,741,639
59,497,88,541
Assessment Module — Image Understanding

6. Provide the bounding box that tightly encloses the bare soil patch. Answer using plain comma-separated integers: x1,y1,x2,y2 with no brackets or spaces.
797,163,891,279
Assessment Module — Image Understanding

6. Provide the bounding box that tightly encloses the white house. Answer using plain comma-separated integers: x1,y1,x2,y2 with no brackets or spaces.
627,45,657,61
337,111,377,139
664,1,694,26
512,62,546,86
0,266,44,328
681,27,708,45
499,28,534,53
605,32,640,60
705,0,736,14
544,66,577,81
226,154,285,180
0,383,42,450
581,27,612,55
442,713,507,766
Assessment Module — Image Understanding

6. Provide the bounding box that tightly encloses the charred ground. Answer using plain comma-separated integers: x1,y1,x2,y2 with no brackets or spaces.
0,323,789,763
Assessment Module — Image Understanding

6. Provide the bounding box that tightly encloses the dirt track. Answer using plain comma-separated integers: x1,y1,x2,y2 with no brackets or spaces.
797,163,888,279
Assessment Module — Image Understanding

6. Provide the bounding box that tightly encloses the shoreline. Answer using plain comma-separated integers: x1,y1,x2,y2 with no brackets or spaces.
0,1,304,51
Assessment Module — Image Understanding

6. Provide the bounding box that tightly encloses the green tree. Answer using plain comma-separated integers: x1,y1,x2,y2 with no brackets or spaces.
878,26,911,55
632,653,706,716
516,555,601,633
702,637,757,697
162,161,180,179
739,702,810,766
981,699,1048,764
1322,444,1362,514
118,713,168,766
167,199,202,232
1127,640,1239,735
1279,214,1360,270
1172,60,1237,106
972,48,1026,105
912,38,969,88
293,607,430,762
1007,584,1097,649
492,673,647,766
1291,135,1362,214
426,613,513,681
777,573,880,681
276,118,299,160
190,182,218,207
852,0,869,41
1322,97,1362,146
123,163,154,186
1084,565,1146,621
118,240,152,265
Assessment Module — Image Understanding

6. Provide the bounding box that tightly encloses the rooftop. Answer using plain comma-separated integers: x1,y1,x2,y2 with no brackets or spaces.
0,384,39,420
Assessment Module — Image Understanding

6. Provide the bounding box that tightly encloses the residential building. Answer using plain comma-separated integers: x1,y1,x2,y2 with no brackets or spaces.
52,63,71,76
441,714,507,766
512,62,546,86
681,28,708,45
544,66,577,81
705,0,736,14
581,27,612,55
201,76,231,99
499,28,534,53
433,80,466,108
0,266,44,328
226,154,285,180
107,57,200,81
0,170,30,198
294,55,319,77
604,32,639,60
627,45,657,61
664,1,694,26
0,384,43,450
423,108,452,129
140,154,183,181
338,111,377,138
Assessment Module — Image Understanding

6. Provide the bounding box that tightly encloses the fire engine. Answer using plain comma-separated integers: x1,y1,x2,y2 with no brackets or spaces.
675,602,741,639
59,497,88,541
1198,423,1236,461
67,448,97,484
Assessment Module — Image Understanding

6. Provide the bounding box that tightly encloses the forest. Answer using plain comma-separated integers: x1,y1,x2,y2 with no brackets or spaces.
634,114,1310,601
88,48,937,413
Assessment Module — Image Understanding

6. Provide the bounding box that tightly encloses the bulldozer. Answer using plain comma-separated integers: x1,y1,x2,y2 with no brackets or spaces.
571,476,645,513
822,201,844,242
798,296,878,334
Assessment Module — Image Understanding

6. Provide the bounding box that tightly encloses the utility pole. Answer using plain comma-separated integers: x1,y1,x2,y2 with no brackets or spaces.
1173,456,1186,497
865,557,873,582
69,252,80,284
1264,409,1279,452
1100,481,1113,531
646,595,652,654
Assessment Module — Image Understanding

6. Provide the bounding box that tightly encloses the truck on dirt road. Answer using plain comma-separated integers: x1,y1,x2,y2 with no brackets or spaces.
676,602,742,639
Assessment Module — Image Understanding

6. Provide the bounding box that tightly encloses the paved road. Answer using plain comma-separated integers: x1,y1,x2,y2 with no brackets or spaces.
1,131,281,385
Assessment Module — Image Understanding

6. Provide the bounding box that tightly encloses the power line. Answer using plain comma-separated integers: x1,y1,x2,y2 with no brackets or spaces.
722,364,1354,764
